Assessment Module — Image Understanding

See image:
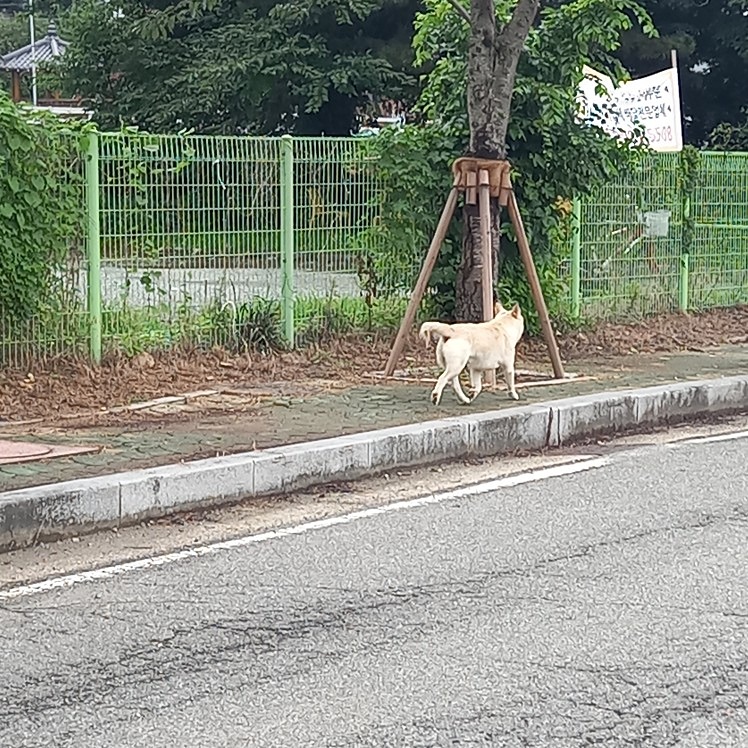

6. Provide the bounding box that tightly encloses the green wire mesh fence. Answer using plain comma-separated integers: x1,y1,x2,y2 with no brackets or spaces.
690,152,748,310
92,132,406,357
97,133,286,354
1,131,747,369
570,153,684,320
569,151,748,322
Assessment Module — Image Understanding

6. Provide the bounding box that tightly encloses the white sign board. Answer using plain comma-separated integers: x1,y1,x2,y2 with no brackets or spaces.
577,64,683,152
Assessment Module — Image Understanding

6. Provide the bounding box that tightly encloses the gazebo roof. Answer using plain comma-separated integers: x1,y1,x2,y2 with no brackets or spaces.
0,21,68,72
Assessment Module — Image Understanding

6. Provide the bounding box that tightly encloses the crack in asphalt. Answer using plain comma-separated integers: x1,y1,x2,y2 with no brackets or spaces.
3,506,747,720
321,660,748,747
1,486,748,747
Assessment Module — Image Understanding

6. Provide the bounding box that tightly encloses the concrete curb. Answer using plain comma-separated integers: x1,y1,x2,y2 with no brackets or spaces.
1,375,747,552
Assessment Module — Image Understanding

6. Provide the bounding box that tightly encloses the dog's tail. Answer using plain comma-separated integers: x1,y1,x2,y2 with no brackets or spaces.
419,321,457,348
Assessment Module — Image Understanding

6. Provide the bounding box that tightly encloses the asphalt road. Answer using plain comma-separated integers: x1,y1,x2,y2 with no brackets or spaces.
1,434,747,747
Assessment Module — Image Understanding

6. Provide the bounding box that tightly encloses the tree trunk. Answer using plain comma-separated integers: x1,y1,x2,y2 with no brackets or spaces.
455,203,502,320
455,0,540,321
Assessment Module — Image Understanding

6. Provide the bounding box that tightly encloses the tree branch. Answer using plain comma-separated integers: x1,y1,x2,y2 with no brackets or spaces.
466,0,542,157
444,0,542,45
470,0,496,46
444,0,471,25
498,0,541,52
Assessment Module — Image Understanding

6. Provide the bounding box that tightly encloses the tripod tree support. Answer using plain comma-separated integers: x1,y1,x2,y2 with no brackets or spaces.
383,158,566,383
383,182,459,378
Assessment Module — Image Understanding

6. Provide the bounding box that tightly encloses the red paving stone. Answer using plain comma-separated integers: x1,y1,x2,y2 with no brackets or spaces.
0,439,99,466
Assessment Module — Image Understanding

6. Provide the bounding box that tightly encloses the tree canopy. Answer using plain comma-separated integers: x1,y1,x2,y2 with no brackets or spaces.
2,0,741,145
612,0,748,146
57,0,420,134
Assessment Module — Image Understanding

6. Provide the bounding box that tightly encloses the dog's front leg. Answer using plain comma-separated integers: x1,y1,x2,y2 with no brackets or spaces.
503,360,519,401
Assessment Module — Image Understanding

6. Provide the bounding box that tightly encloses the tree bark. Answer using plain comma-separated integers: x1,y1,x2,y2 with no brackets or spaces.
456,203,502,321
455,0,541,321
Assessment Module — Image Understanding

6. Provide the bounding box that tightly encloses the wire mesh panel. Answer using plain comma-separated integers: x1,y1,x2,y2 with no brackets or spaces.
291,137,398,343
5,135,748,370
576,153,682,321
0,132,88,368
98,133,283,353
690,152,748,309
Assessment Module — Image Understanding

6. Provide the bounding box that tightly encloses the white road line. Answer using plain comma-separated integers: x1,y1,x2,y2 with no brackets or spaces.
676,429,748,446
0,457,609,602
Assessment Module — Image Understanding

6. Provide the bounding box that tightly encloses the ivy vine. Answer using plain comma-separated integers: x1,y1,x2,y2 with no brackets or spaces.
0,93,91,332
677,144,700,258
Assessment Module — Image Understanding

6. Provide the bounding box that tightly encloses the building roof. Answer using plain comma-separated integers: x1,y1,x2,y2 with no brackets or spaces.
0,21,68,71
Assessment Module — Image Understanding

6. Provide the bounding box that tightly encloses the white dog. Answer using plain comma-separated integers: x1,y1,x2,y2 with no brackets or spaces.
419,301,525,405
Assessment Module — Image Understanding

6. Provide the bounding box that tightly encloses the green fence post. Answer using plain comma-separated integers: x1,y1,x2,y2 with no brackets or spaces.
679,194,690,312
571,196,582,319
85,130,102,364
280,134,295,347
678,252,689,312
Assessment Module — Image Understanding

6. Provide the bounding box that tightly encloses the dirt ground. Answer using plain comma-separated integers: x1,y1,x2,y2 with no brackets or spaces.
1,306,747,424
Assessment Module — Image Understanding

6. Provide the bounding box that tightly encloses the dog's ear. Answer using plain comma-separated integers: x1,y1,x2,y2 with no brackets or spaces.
511,303,521,318
493,300,505,316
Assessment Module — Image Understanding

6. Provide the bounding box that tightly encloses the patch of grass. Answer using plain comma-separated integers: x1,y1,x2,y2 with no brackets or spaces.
230,299,287,354
294,294,408,346
0,294,409,363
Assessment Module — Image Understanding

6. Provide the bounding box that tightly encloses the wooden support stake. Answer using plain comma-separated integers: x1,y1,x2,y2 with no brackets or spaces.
465,170,477,205
384,186,459,377
478,168,496,387
478,170,493,322
498,166,512,207
506,189,566,379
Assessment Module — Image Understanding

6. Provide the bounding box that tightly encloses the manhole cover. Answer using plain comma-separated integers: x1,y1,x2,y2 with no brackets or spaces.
0,440,53,460
0,439,52,460
0,440,100,465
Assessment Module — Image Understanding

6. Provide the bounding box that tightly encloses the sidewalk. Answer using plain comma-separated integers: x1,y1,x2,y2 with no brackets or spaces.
1,343,747,494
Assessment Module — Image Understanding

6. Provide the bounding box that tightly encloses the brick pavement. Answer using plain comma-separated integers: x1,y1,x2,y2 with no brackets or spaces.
1,344,746,493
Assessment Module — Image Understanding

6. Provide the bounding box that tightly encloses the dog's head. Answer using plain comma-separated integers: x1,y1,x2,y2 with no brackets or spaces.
493,300,523,320
505,302,524,342
492,300,510,319
492,301,524,341
493,300,505,316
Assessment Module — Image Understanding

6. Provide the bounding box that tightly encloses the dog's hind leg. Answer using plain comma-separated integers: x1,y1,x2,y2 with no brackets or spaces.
467,368,482,402
430,369,451,406
435,338,445,369
432,359,470,405
431,367,470,406
432,341,470,405
451,374,471,404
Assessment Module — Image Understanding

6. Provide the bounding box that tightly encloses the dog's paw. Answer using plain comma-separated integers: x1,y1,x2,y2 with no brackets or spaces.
509,391,520,401
430,391,440,406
